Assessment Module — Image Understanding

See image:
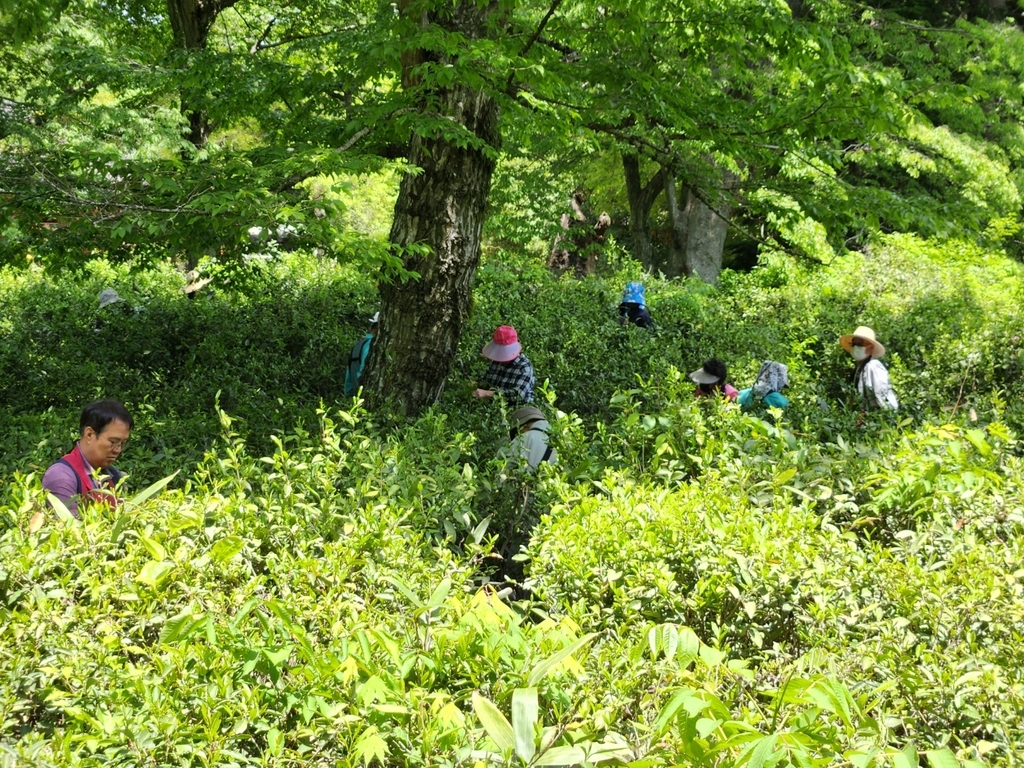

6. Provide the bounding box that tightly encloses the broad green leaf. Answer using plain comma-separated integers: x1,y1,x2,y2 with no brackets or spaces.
263,645,293,667
534,745,587,766
159,609,202,644
776,468,797,485
46,493,77,523
925,748,961,768
379,575,423,608
648,623,681,661
471,515,491,544
267,727,283,757
892,743,918,768
654,689,697,734
135,560,173,589
210,535,245,563
699,644,726,667
527,632,599,686
352,726,389,765
965,429,992,456
746,734,777,768
126,471,179,508
511,688,538,762
140,534,166,561
696,717,721,739
426,577,452,609
472,692,513,754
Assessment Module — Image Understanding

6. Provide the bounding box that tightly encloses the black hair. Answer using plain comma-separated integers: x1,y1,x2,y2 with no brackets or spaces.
79,399,134,435
702,358,727,384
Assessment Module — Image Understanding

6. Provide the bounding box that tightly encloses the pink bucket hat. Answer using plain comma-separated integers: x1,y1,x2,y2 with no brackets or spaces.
482,325,522,362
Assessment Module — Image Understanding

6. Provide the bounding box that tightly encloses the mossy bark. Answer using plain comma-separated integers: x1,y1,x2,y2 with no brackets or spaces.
363,3,501,416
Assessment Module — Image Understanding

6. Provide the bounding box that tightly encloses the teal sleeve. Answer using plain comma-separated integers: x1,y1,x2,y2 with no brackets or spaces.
762,391,789,409
359,335,373,368
344,335,373,396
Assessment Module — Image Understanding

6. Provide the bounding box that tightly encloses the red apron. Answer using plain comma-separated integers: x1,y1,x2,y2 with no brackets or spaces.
57,445,121,508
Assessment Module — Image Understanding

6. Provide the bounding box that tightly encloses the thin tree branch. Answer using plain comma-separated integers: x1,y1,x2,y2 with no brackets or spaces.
505,0,564,95
250,17,277,55
536,35,578,59
517,0,563,59
251,26,359,53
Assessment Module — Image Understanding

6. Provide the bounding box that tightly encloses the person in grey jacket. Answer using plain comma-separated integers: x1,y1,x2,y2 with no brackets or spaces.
508,406,557,470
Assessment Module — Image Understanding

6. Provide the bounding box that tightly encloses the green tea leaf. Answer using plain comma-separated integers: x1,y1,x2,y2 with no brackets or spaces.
140,534,166,561
126,471,179,508
511,688,538,762
135,560,173,589
925,748,961,768
527,632,599,686
472,691,513,754
426,577,452,609
46,493,77,523
471,516,491,544
534,745,587,766
210,535,245,563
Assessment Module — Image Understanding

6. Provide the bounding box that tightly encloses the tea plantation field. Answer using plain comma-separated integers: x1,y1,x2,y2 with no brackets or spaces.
2,235,1023,766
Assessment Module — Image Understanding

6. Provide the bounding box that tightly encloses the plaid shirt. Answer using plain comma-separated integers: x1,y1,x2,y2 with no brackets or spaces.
482,353,535,406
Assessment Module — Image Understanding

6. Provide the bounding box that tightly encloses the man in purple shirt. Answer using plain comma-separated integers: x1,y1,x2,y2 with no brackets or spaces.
42,399,133,517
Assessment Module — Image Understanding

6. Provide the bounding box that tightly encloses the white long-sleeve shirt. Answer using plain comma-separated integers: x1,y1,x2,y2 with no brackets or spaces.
856,358,899,410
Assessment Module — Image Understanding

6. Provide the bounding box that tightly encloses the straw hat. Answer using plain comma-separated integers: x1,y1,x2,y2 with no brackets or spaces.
482,325,522,362
839,326,886,358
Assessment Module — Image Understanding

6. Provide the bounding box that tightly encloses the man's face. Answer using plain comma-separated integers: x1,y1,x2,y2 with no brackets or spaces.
80,419,131,469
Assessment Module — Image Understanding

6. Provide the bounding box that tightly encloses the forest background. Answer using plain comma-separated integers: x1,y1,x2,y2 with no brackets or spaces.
3,0,1024,766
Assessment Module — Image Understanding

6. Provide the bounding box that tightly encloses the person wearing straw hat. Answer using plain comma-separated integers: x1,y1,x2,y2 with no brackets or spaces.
344,311,379,395
690,358,739,401
473,325,535,406
618,281,653,329
507,405,557,470
839,326,898,411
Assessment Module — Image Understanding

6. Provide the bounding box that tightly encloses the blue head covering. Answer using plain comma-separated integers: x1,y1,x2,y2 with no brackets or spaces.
621,282,646,306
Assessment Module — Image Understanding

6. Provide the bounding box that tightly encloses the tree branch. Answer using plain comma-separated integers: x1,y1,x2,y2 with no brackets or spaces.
517,0,563,59
505,0,564,95
250,17,277,55
251,26,358,53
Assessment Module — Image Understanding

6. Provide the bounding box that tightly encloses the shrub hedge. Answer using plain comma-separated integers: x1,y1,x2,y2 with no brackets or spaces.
1,234,1023,765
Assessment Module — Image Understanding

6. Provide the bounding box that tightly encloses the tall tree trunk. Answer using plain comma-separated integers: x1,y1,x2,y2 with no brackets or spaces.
362,4,501,416
622,154,665,272
663,172,687,278
684,170,737,285
166,0,236,150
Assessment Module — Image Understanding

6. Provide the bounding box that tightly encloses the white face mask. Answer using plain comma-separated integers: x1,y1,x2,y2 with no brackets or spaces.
851,345,869,362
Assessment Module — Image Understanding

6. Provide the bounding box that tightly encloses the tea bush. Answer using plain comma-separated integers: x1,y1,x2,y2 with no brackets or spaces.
2,232,1024,765
0,407,943,768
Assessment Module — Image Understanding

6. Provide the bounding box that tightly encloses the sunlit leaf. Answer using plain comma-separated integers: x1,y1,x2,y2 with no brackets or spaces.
472,692,513,754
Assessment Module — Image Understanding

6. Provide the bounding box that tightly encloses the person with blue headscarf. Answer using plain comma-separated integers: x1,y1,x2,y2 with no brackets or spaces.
618,282,653,328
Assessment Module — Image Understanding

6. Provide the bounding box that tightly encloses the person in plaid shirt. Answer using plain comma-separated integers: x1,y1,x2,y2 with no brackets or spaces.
472,325,535,406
